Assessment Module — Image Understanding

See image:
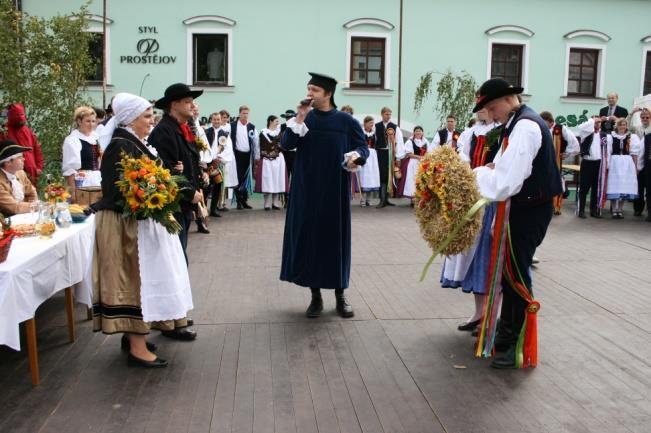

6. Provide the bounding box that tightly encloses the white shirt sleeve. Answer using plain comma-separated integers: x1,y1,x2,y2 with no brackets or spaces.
432,131,441,148
474,120,542,202
577,119,596,140
562,126,580,156
394,128,405,159
457,128,474,163
286,118,309,137
61,134,82,176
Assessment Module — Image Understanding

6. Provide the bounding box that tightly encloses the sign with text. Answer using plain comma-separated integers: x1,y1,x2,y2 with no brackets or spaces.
120,26,176,65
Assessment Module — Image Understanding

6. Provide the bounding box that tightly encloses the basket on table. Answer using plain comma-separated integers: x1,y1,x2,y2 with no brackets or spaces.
0,213,15,263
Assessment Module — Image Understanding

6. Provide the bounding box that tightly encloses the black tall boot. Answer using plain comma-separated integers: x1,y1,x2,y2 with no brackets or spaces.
306,288,323,318
335,289,354,318
377,184,387,208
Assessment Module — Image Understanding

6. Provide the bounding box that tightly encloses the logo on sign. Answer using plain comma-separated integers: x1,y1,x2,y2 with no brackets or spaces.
136,39,159,55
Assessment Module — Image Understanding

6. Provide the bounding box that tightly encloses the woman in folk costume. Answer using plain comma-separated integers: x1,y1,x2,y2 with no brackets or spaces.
358,116,381,207
446,110,502,332
62,106,102,189
397,126,428,203
217,110,239,210
607,118,640,218
384,126,403,203
208,113,238,212
93,93,193,369
255,115,287,210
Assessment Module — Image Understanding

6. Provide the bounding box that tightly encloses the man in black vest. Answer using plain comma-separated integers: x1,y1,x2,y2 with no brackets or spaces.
473,78,562,368
148,82,202,341
433,114,462,149
599,92,628,133
576,117,611,218
374,106,403,208
230,105,259,209
632,108,651,221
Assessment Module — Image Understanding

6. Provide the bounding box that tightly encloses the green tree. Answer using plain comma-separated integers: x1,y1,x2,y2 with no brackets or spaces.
413,70,477,130
0,0,94,187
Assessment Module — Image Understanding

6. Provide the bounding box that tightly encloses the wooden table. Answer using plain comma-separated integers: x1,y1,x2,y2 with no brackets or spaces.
0,214,94,385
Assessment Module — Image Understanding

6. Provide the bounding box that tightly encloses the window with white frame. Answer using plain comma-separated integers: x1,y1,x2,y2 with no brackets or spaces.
562,44,605,99
192,34,228,85
490,43,524,87
643,49,651,95
183,16,235,87
86,31,104,84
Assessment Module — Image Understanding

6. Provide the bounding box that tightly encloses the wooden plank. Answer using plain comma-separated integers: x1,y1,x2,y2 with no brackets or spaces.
284,324,318,433
210,324,241,433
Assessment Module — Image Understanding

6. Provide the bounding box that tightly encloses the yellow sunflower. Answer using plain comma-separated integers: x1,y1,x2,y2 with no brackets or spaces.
145,193,166,210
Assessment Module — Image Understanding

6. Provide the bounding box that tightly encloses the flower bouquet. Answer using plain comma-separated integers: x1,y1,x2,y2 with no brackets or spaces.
415,146,486,280
115,153,186,234
43,177,71,203
0,212,15,263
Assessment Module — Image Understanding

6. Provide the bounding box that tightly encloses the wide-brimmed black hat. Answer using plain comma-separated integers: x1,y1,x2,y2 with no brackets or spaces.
472,78,523,113
281,109,296,119
154,83,204,109
0,139,31,163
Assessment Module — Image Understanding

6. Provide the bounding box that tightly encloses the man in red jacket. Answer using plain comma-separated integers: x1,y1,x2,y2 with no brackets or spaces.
2,104,44,187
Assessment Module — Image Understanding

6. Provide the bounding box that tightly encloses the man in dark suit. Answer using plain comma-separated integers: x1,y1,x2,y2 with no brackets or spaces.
599,92,629,133
147,83,204,341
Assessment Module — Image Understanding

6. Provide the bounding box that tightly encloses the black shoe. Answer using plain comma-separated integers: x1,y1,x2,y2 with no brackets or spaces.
161,328,197,341
127,353,168,368
336,294,355,318
457,319,481,331
186,318,194,326
376,202,387,209
385,200,395,206
197,221,210,234
121,334,158,352
218,207,229,212
306,295,324,318
491,345,517,369
243,203,253,209
578,211,586,219
590,212,602,219
264,207,271,211
272,205,281,210
210,211,222,218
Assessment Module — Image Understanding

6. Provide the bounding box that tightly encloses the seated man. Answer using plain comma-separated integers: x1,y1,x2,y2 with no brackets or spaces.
0,139,38,216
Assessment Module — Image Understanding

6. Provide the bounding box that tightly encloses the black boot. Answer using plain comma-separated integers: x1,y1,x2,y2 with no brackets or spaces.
491,344,517,369
306,289,323,318
377,185,387,208
196,219,210,234
335,289,354,318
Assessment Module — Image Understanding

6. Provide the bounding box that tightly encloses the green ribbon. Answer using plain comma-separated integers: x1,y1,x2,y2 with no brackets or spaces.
419,197,491,282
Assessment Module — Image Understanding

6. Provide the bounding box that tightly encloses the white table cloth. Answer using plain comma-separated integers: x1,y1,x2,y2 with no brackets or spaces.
0,213,95,350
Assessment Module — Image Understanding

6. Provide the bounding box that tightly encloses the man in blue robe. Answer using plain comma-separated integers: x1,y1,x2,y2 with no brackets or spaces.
280,72,369,318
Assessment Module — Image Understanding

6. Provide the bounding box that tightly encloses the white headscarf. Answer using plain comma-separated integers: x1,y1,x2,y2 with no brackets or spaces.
98,92,152,149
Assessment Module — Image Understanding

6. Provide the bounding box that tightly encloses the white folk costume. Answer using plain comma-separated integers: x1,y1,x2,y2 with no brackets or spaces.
215,124,239,188
374,120,404,205
577,119,612,216
398,136,428,198
358,130,380,194
432,128,462,148
62,129,102,187
607,132,639,200
255,127,287,194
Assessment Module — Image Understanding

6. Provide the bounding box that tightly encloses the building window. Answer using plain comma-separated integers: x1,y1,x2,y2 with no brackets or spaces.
490,43,523,87
86,32,104,84
350,37,385,88
567,48,599,97
192,34,228,85
644,51,651,95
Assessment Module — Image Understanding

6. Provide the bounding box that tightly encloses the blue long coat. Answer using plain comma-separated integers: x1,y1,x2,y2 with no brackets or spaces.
279,109,369,289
